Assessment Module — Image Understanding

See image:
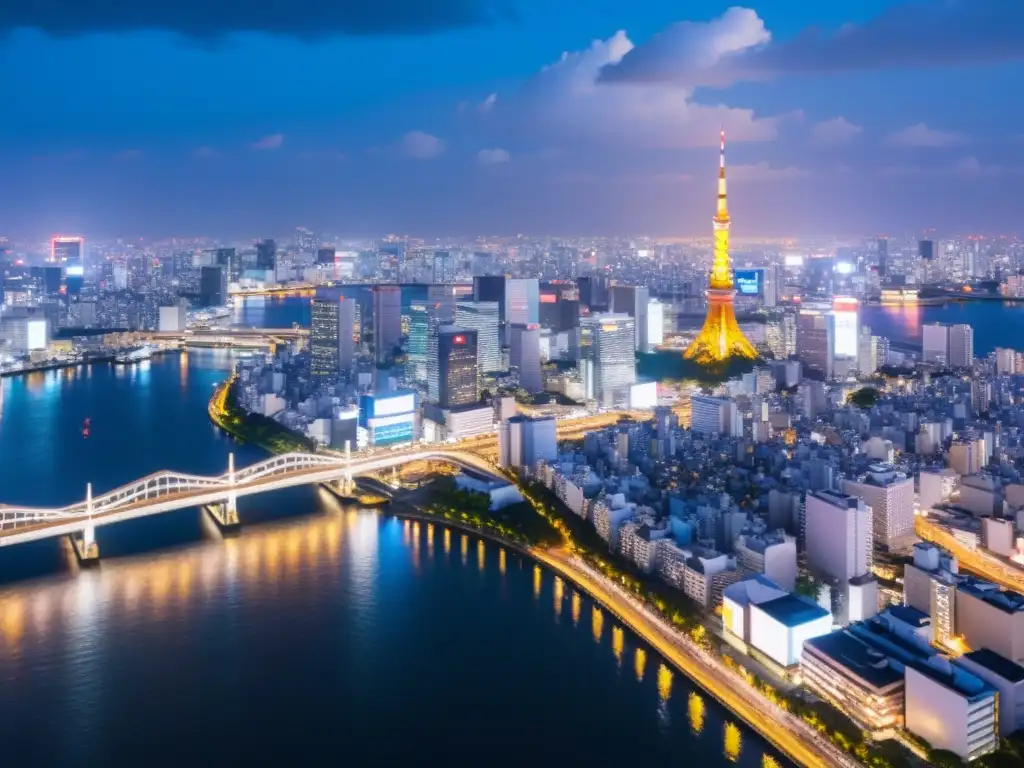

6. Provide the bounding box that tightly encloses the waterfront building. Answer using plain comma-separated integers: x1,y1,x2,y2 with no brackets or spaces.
683,132,757,365
842,464,915,551
949,324,974,368
158,304,187,332
316,247,335,265
923,323,949,366
645,299,664,352
200,266,227,306
256,238,276,273
455,301,501,375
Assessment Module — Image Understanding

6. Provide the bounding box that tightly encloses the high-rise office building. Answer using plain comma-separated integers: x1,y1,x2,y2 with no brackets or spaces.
473,275,506,319
200,266,228,306
797,308,834,378
310,297,355,379
645,299,664,352
506,278,539,327
407,303,430,383
256,239,277,272
317,247,336,266
877,238,889,279
215,247,238,282
455,301,501,375
918,239,934,262
510,323,542,393
831,297,859,358
577,276,610,313
372,285,402,366
804,490,873,584
857,327,879,376
583,313,635,407
432,251,456,284
52,236,85,298
437,326,479,408
949,324,974,369
842,466,916,550
610,285,649,352
922,323,950,367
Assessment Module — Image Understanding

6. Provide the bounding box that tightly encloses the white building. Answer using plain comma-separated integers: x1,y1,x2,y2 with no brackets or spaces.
948,324,974,368
645,299,664,352
498,416,557,472
158,304,187,332
734,532,798,591
804,490,873,582
956,649,1024,737
922,323,950,366
905,660,998,761
747,591,833,668
691,395,742,438
842,465,916,551
582,313,636,408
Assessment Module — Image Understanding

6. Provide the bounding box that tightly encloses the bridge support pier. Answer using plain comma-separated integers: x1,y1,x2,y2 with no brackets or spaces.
69,484,101,566
203,502,241,535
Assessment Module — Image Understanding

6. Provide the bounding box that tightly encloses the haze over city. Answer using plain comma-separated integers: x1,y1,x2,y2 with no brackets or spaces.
3,0,1024,237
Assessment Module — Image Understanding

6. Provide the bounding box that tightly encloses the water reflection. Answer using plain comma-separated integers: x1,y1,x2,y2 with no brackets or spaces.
477,539,485,572
634,647,646,682
443,528,451,557
724,722,743,763
657,663,673,702
571,591,581,626
460,535,468,566
689,692,706,736
612,625,624,666
499,549,506,576
591,605,604,643
553,576,564,619
533,565,542,600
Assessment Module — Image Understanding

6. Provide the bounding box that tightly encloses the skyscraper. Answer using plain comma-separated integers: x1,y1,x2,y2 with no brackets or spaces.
922,323,950,367
310,297,355,379
256,239,277,272
577,276,609,314
610,285,649,352
432,251,456,283
645,299,664,352
372,285,402,366
437,326,479,408
684,133,757,365
583,313,635,407
506,278,539,327
877,238,889,279
842,466,916,551
200,266,228,306
949,324,974,369
317,247,336,266
52,236,84,299
407,303,430,383
831,297,859,358
509,323,542,394
797,308,834,379
455,301,501,374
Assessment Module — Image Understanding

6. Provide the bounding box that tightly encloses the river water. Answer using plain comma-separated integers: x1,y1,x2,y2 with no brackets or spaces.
0,340,787,766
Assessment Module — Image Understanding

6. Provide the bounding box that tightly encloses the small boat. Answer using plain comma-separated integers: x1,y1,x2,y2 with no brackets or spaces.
114,346,154,364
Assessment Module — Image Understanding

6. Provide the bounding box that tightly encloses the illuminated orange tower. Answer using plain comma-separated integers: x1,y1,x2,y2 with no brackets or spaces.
683,131,758,365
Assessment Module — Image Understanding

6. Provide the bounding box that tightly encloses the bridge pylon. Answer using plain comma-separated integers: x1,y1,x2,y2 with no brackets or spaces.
203,453,241,534
69,483,100,566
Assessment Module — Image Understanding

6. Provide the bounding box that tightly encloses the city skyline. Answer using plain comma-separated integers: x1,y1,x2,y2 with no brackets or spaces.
3,0,1024,236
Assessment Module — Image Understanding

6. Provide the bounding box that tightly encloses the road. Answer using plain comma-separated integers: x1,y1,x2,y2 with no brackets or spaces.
917,516,1024,593
531,548,857,768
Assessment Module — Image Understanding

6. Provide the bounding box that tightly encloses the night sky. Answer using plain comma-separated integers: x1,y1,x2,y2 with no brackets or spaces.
2,0,1022,237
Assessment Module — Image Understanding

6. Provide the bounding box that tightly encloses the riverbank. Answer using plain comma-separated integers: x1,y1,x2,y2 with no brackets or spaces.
208,376,315,453
0,347,181,379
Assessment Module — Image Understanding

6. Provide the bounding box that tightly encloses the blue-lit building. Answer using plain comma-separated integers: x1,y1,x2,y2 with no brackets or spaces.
358,389,419,447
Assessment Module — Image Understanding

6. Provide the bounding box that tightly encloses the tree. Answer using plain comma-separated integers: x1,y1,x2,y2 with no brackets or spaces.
927,748,965,768
848,386,880,409
794,571,822,600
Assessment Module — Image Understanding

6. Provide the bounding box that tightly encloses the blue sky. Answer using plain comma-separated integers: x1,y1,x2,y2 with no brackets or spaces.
2,0,1022,238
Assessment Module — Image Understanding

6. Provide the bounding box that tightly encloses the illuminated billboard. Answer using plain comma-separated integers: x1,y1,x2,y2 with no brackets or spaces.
783,254,804,268
453,335,466,346
733,269,762,296
65,265,84,277
539,293,558,304
359,390,417,426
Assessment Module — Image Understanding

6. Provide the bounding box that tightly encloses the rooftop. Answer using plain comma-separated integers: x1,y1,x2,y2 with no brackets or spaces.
804,630,905,691
963,648,1024,684
958,577,1024,614
753,593,830,627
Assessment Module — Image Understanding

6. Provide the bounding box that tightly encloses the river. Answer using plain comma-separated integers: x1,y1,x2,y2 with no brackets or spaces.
0,343,787,766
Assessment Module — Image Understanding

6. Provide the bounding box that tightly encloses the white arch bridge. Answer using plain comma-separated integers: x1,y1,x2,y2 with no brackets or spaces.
0,449,503,556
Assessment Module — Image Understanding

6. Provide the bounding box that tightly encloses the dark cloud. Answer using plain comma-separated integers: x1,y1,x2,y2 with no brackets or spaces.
0,0,515,39
603,1,1024,87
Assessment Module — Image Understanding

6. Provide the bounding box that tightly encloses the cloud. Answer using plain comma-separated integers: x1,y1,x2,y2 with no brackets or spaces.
809,117,862,146
477,148,510,165
602,1,1024,88
0,0,515,39
251,134,284,151
193,145,220,159
887,123,966,148
401,130,446,159
492,28,783,150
